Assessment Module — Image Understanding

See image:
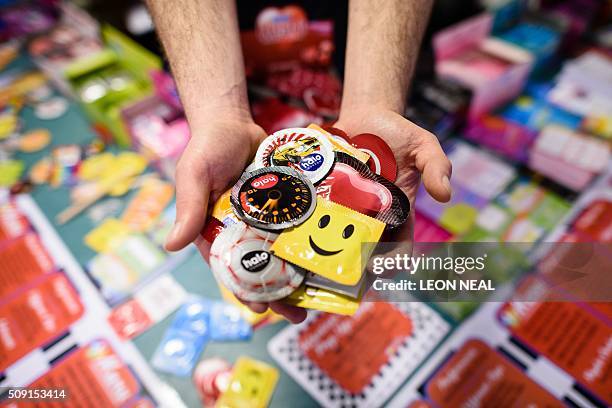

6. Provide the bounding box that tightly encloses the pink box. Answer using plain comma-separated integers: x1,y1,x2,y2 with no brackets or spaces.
465,114,537,163
121,94,190,180
433,13,533,118
528,124,610,191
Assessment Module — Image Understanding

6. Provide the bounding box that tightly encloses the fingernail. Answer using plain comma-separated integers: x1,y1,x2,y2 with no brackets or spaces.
164,221,182,248
442,175,452,196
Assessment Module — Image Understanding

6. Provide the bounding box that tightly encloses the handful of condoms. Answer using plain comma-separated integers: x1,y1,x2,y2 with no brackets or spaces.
204,126,410,315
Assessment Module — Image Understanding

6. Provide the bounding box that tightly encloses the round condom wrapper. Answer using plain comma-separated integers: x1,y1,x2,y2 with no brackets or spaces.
231,166,316,230
209,222,306,302
316,152,410,229
255,127,334,183
350,133,398,182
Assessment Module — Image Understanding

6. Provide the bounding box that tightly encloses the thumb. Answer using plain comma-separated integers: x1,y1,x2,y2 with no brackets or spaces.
165,156,210,251
413,128,452,203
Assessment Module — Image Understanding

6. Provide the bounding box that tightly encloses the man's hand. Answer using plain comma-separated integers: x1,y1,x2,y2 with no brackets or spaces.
166,111,308,324
338,0,449,244
335,108,452,206
148,0,307,323
335,108,451,267
164,111,264,251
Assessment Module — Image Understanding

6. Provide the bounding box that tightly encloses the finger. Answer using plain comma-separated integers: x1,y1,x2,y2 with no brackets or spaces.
413,129,452,203
165,153,210,251
239,299,269,314
270,301,307,324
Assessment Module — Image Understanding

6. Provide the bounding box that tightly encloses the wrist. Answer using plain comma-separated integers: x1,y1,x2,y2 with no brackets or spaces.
188,104,254,135
182,78,253,130
339,97,405,120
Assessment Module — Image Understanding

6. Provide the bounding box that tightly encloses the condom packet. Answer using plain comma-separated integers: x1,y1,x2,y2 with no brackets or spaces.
307,123,370,163
284,285,363,316
211,189,240,226
270,197,385,286
208,302,252,341
350,133,398,182
151,297,211,376
304,269,366,298
316,152,410,229
215,357,279,408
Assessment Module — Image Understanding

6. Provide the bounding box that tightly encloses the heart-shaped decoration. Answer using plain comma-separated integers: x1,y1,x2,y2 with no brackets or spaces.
317,152,409,229
317,162,392,218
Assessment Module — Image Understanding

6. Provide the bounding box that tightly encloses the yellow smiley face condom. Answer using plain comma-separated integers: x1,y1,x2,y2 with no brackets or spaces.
270,197,385,285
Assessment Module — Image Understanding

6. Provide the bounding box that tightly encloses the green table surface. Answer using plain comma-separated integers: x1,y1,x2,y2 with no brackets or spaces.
10,54,318,408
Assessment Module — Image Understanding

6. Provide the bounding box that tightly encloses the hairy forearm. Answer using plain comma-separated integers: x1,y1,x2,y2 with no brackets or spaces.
341,0,432,115
146,0,250,128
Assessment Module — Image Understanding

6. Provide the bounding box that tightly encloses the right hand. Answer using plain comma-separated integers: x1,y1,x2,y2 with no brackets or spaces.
166,109,307,323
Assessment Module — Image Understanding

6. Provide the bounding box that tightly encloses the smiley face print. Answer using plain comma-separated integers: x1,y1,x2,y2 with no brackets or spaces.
270,197,385,285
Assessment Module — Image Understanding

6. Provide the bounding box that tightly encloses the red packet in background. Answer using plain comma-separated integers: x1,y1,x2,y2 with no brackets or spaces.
426,339,562,407
265,67,341,117
0,201,30,243
498,277,612,406
414,212,453,242
0,272,84,372
0,232,54,298
407,400,435,408
241,6,333,75
570,199,612,242
24,340,141,407
108,299,153,341
252,98,321,134
298,302,412,394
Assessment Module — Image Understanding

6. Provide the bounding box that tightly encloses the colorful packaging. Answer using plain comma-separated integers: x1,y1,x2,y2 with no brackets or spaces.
209,302,253,341
151,298,211,376
231,166,316,230
433,13,533,118
121,178,174,232
498,21,561,73
84,218,131,252
464,114,536,163
255,127,334,183
284,285,362,316
210,222,305,302
211,189,240,226
240,5,333,74
0,272,84,372
307,124,370,164
528,124,610,191
349,133,398,182
316,152,409,228
215,357,279,408
252,97,321,134
193,358,232,407
304,270,365,298
0,200,30,243
218,285,284,327
426,339,562,407
271,197,385,286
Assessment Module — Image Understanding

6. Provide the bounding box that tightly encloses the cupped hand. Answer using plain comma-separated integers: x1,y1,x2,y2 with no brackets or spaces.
334,107,452,251
165,110,307,323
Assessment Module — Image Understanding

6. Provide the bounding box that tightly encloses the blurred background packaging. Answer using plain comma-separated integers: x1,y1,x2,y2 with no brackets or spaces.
0,0,610,407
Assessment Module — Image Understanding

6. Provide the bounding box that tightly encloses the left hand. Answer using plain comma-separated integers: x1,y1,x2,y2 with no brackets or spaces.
334,106,452,244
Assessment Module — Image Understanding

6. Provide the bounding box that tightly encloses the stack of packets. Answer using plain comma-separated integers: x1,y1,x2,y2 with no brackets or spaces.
199,125,410,316
151,297,280,406
152,297,252,376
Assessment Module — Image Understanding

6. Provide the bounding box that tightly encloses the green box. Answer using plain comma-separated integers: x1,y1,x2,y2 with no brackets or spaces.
64,25,161,147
